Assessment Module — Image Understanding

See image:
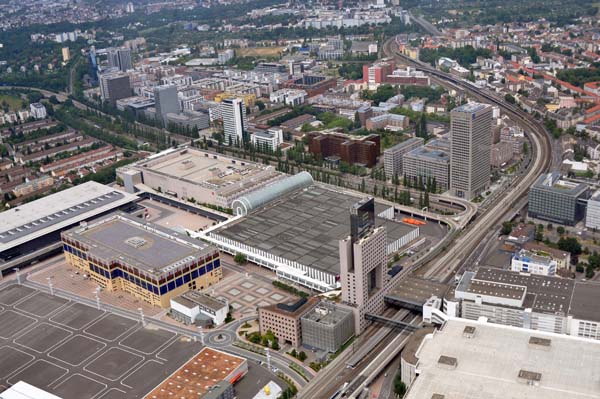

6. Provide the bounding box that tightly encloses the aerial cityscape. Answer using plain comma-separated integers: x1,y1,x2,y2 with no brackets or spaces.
0,0,599,398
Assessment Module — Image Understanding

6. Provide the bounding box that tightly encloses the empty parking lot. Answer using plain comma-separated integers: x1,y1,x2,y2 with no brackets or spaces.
0,284,203,399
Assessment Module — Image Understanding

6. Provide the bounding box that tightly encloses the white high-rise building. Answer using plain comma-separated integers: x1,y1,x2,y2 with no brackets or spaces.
221,98,247,146
450,102,493,200
586,191,600,230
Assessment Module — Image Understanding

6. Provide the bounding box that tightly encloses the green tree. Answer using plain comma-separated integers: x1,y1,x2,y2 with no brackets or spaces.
271,339,280,350
501,221,513,235
588,251,600,269
558,237,582,255
354,111,361,128
393,374,407,397
586,264,595,279
557,226,565,235
248,333,261,344
234,253,247,265
298,351,307,362
535,230,544,242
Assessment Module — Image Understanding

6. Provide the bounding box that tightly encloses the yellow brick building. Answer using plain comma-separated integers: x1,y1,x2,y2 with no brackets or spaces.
62,213,222,308
214,92,256,107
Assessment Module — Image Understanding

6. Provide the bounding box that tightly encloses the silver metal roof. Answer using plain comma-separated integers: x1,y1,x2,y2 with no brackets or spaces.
232,171,314,216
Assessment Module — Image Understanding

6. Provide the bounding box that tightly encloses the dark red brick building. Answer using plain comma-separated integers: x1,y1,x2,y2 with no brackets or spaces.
308,131,380,167
283,75,337,97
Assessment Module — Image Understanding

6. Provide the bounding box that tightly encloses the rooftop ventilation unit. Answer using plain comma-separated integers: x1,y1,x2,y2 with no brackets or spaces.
125,236,147,249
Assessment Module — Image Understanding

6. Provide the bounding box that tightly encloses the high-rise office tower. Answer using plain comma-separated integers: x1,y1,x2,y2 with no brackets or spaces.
450,102,493,200
339,198,387,334
107,47,133,72
99,72,131,106
154,85,180,125
221,98,247,146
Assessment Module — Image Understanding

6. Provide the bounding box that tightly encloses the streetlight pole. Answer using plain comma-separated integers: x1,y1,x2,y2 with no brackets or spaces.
198,326,205,345
94,287,101,310
265,347,271,371
138,307,146,327
47,277,54,296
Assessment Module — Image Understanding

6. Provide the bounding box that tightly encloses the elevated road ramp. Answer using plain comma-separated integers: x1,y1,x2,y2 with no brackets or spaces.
384,276,450,312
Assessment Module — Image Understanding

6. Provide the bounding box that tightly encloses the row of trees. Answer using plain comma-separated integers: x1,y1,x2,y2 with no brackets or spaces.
404,175,439,193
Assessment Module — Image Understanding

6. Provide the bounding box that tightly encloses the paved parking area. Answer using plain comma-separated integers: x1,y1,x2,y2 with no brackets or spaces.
0,284,203,398
27,256,161,317
204,268,296,317
141,199,216,232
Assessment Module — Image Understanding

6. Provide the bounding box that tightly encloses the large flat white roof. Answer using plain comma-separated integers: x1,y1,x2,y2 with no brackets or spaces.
0,182,138,253
405,318,600,399
0,381,63,399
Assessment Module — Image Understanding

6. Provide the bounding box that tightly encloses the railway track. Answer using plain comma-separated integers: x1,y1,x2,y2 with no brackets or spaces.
297,308,413,399
382,38,553,280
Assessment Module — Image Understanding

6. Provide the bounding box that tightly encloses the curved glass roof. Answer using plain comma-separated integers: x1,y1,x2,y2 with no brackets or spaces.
232,171,314,215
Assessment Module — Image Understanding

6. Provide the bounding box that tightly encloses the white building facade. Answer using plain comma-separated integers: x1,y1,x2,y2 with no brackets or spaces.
510,249,557,276
221,98,247,146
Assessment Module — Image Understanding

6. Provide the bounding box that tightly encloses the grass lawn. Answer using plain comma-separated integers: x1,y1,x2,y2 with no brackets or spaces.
0,93,24,112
